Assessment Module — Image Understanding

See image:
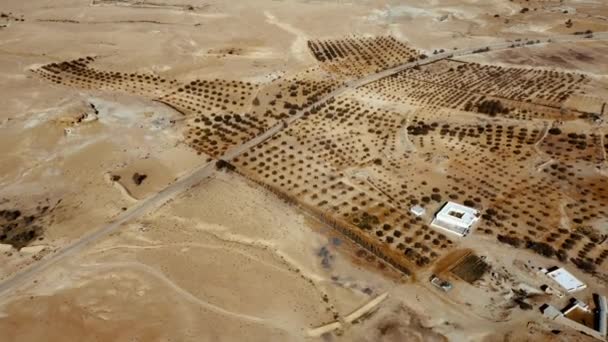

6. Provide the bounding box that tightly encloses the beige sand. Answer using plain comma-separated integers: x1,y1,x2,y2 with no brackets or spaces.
0,0,607,341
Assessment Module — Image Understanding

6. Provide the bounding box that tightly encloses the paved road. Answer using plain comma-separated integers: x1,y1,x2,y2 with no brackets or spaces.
0,31,607,297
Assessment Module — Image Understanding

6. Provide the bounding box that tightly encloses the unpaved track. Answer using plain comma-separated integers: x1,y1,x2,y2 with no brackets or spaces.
0,32,607,297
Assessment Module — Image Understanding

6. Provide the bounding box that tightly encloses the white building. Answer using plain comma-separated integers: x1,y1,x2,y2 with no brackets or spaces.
546,267,587,293
410,205,426,217
431,201,479,237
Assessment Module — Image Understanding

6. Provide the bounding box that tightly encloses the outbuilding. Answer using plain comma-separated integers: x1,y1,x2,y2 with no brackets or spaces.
410,205,426,217
546,267,587,293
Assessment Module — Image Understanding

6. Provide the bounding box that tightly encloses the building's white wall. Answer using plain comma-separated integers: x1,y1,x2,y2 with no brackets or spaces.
435,202,478,229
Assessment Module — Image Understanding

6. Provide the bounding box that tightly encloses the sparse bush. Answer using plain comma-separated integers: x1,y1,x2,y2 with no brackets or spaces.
497,234,522,248
526,241,555,258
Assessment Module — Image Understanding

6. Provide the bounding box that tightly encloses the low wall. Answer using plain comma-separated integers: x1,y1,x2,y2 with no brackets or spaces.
555,316,605,341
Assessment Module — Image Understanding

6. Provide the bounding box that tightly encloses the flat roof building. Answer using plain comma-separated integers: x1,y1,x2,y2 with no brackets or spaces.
410,205,425,217
431,201,479,237
546,267,587,293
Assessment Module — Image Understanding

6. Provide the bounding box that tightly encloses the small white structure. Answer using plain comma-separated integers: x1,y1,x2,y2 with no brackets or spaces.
576,300,590,312
542,284,564,298
410,205,426,217
430,275,453,292
542,304,563,320
546,267,587,293
431,201,479,237
563,299,590,315
598,295,607,337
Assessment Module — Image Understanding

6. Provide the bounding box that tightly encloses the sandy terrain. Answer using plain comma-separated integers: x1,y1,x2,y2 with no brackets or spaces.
2,170,587,341
0,0,607,341
0,172,449,341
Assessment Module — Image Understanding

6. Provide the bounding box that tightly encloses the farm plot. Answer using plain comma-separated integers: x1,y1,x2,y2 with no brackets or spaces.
33,40,608,280
450,254,491,284
232,96,459,275
357,59,592,121
233,89,608,278
33,58,339,158
307,36,422,79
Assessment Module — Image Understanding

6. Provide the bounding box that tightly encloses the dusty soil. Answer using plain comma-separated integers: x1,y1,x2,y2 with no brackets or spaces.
0,0,607,341
0,172,452,341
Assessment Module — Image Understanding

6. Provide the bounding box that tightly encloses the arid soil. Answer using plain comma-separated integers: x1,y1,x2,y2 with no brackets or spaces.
0,172,452,341
0,0,608,341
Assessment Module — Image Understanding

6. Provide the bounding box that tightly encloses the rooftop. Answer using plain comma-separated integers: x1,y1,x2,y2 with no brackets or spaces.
546,267,587,293
431,202,479,237
410,205,425,216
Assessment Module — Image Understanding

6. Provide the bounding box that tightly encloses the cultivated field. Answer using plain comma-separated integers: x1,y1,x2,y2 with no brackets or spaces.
1,0,608,341
30,29,608,284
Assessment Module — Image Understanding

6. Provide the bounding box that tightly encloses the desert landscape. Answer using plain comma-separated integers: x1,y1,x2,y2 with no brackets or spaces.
1,0,608,341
